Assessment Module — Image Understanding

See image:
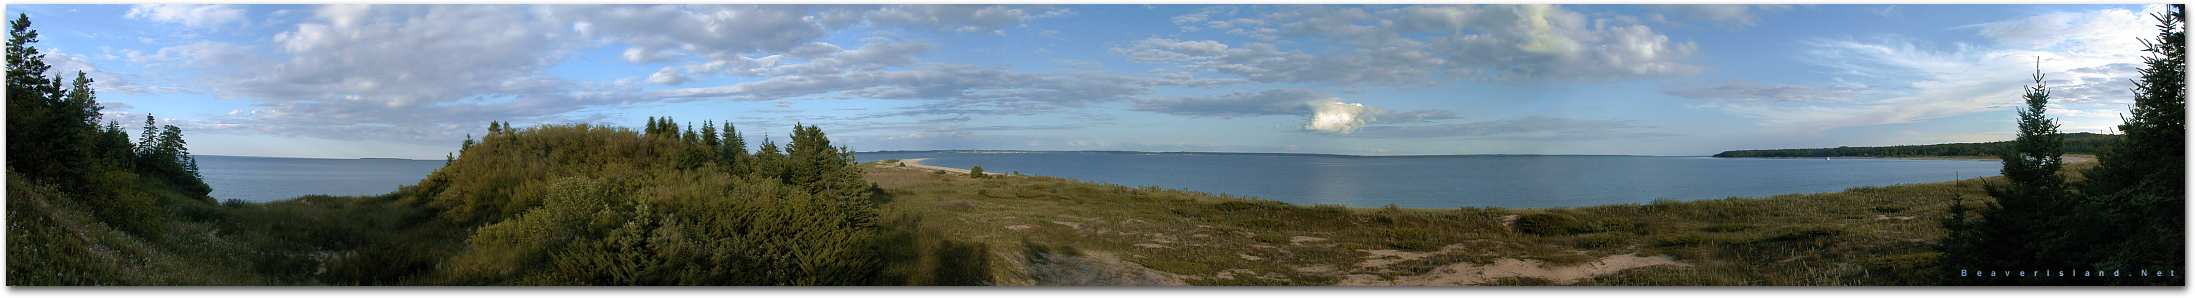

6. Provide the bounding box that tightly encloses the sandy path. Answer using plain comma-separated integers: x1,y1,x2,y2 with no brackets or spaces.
897,158,971,174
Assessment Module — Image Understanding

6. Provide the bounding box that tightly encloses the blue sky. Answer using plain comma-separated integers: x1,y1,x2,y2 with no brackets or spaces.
4,4,2169,159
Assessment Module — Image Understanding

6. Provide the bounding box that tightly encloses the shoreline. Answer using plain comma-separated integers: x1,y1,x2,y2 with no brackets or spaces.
894,158,971,174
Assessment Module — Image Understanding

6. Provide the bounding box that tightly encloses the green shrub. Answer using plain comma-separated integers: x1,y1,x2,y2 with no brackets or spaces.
1513,212,1607,236
1382,227,1444,250
1573,233,1631,250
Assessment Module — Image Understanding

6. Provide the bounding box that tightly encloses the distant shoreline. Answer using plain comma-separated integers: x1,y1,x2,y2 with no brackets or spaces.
1717,154,2097,164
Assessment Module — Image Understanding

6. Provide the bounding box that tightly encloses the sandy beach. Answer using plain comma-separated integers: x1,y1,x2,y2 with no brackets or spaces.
895,158,971,174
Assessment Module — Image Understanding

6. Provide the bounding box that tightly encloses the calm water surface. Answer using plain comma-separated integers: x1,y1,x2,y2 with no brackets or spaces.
195,152,2001,207
857,151,2002,208
195,155,445,202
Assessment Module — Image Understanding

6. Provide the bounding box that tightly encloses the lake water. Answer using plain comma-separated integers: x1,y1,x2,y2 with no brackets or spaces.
856,151,2003,208
195,155,446,202
193,152,2003,208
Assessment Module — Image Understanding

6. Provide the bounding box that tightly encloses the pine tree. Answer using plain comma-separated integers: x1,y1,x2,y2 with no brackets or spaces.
463,134,476,152
2079,4,2186,275
683,123,698,145
1953,61,2075,277
722,122,749,176
645,116,658,136
701,120,720,148
755,133,783,181
489,121,502,135
138,114,158,157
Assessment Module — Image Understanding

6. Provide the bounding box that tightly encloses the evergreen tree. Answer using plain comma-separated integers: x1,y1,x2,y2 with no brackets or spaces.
683,123,698,145
755,133,783,181
489,121,502,135
2080,4,2186,275
6,14,55,175
463,134,476,153
722,122,750,176
701,120,719,148
645,116,659,136
138,114,158,158
1948,62,2076,278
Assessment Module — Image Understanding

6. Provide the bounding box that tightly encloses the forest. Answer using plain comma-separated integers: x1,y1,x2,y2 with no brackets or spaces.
5,13,982,285
1712,132,2119,158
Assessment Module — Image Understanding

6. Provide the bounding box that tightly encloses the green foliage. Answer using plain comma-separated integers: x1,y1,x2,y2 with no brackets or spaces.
1941,11,2189,283
2075,4,2186,276
969,165,987,178
1713,132,2118,158
394,120,929,285
1513,212,1607,236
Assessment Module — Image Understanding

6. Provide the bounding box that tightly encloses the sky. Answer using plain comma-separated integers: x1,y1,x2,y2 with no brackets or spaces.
2,4,2172,159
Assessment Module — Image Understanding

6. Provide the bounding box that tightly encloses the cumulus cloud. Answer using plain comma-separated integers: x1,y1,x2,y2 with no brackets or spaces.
1126,5,1698,84
166,5,630,144
1304,100,1371,134
126,4,246,28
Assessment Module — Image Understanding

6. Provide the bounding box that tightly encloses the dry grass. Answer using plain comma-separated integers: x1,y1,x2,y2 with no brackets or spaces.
863,161,2069,286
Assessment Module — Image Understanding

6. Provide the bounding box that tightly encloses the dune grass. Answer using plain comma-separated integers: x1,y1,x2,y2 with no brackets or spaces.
863,160,2051,285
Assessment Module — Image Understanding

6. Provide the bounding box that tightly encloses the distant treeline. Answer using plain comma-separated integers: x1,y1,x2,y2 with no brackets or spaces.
1712,132,2120,158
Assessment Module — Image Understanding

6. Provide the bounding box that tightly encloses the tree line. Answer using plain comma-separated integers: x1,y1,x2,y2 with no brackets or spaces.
1713,132,2119,158
1938,4,2184,285
6,13,209,235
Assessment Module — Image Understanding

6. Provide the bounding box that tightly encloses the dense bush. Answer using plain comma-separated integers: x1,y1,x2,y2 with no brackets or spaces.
1513,212,1607,236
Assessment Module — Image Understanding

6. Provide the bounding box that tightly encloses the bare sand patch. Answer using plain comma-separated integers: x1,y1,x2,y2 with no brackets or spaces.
1356,244,1473,268
1005,224,1035,231
1289,236,1328,246
1025,250,1188,286
1340,254,1687,286
901,158,971,174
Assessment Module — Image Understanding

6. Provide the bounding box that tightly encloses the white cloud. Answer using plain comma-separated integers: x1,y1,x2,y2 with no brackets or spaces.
1718,5,2161,134
1652,5,1794,28
647,67,688,85
126,4,246,28
1304,99,1371,134
859,5,1071,34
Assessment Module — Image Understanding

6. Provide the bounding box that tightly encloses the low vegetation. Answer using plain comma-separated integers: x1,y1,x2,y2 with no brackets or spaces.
858,159,2059,285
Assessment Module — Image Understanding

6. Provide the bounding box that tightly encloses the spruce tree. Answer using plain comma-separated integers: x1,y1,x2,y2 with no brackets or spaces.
701,120,720,148
722,122,749,175
1959,62,2073,276
2080,4,2185,275
138,114,158,157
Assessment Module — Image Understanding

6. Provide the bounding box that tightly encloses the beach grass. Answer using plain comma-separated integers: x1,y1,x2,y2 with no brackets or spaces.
864,160,2081,285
